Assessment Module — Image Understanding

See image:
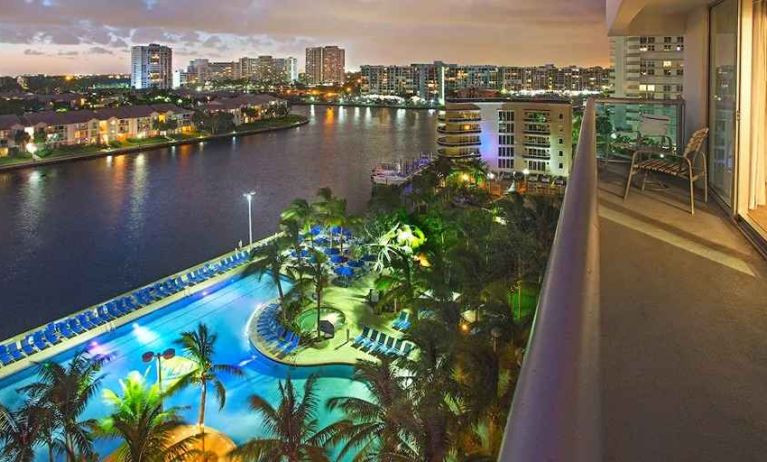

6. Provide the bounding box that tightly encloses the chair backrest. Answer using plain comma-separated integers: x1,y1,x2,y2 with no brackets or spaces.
683,128,709,165
638,113,671,138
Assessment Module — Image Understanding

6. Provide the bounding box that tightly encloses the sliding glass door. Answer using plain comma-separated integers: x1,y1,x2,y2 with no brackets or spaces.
708,0,739,206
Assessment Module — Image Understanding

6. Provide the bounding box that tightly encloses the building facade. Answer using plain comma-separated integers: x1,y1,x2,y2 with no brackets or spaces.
305,46,346,85
610,35,685,99
360,62,610,101
437,100,573,177
130,44,173,90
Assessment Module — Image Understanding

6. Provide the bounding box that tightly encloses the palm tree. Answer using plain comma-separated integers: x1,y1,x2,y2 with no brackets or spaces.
306,249,331,338
171,323,243,439
251,240,290,322
230,375,329,462
313,187,345,249
19,350,105,461
95,371,197,462
281,198,314,245
321,359,417,461
369,223,426,314
0,403,54,462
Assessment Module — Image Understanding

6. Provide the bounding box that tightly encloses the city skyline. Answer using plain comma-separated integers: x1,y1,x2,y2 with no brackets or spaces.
0,0,608,75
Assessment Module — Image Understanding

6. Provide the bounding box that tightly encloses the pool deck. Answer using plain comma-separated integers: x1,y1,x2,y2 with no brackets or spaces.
248,273,408,367
0,235,282,381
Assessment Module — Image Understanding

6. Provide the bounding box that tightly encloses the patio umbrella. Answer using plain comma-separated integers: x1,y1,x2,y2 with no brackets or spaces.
348,260,364,268
331,255,348,264
331,225,343,234
324,248,341,256
310,225,323,236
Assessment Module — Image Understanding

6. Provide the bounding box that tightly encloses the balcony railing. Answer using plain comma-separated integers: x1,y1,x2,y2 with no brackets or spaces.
437,125,481,135
594,97,685,161
499,98,601,461
437,136,481,147
436,147,481,157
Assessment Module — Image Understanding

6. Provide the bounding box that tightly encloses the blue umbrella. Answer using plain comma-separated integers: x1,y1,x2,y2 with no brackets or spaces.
324,248,340,256
315,237,330,246
331,255,348,264
310,225,323,235
340,266,354,278
331,225,343,234
348,260,364,268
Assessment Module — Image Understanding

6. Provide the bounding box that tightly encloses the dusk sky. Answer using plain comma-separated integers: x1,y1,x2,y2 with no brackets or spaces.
0,0,609,76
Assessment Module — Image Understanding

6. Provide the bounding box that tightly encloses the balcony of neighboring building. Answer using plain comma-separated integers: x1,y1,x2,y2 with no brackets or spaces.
436,147,481,158
436,123,481,135
436,135,481,147
499,98,767,462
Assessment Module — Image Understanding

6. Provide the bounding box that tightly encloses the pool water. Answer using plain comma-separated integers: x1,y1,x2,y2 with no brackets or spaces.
0,273,369,460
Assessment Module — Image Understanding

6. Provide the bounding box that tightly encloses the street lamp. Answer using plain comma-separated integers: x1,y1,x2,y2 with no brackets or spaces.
243,191,256,249
142,348,175,407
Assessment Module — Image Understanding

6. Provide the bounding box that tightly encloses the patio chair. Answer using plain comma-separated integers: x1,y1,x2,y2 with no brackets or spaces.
623,127,709,214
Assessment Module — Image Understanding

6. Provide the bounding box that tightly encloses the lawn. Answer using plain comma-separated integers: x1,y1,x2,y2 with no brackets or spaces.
235,114,307,133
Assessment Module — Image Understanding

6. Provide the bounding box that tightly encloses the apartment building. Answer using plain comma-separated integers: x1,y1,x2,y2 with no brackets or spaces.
437,99,572,177
305,46,346,85
611,35,685,99
202,94,288,125
130,44,173,90
360,62,610,101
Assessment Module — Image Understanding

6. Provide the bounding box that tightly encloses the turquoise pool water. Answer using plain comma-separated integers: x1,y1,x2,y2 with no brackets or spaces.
0,273,368,460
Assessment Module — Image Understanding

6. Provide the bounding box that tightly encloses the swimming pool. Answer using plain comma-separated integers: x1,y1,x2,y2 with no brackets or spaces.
0,272,368,460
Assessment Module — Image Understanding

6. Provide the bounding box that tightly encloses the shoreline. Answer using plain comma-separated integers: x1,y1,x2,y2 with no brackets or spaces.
291,101,441,111
0,115,309,173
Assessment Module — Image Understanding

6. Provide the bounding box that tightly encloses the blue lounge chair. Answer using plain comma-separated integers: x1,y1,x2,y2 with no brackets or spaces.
376,337,395,355
353,326,370,346
32,332,48,351
7,342,24,360
56,322,74,338
66,319,82,334
86,311,104,326
387,338,404,356
77,314,95,330
370,334,388,353
0,345,13,365
392,312,407,329
361,330,379,349
44,324,60,344
21,336,36,355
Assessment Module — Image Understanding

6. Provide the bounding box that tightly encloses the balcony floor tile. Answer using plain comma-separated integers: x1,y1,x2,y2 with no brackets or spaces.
598,165,767,462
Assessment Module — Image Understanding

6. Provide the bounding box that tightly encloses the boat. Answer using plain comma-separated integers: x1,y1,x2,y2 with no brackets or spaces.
371,154,435,186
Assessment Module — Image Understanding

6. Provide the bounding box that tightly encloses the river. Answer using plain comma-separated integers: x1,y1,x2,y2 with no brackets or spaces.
0,105,438,338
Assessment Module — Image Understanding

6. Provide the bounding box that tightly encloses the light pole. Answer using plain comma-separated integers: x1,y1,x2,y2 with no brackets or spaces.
142,348,175,409
243,191,255,249
522,168,530,193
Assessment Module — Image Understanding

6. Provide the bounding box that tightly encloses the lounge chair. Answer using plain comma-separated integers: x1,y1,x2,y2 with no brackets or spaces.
7,342,24,360
21,336,36,355
32,332,48,351
377,337,395,355
77,314,95,330
68,319,84,334
56,322,74,338
44,324,60,344
353,326,370,346
371,334,388,354
0,346,13,365
362,330,380,349
400,343,414,358
387,338,404,356
392,312,407,329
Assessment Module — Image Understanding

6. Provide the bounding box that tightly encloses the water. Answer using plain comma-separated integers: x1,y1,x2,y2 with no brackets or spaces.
0,273,369,460
0,105,438,339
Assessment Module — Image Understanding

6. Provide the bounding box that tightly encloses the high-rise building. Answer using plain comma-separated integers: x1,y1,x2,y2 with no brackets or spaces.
275,57,298,82
610,35,685,99
437,100,573,177
305,46,345,85
130,44,172,90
